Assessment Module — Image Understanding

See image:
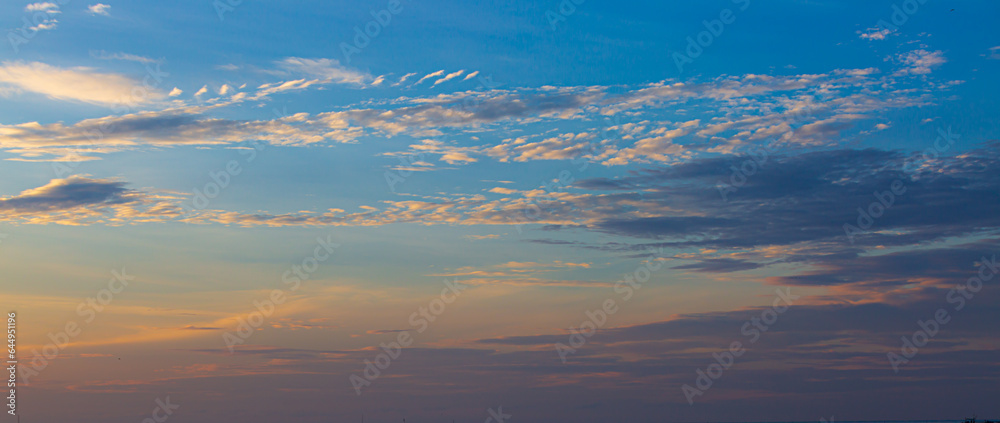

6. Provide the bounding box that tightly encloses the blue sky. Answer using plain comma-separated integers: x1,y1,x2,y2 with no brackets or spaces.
1,1,1000,422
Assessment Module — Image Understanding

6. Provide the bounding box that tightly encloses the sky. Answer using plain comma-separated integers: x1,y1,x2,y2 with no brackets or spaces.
1,0,999,422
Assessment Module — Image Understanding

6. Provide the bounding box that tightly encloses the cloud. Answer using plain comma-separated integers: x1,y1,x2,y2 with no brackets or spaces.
671,258,763,273
21,4,59,30
0,61,164,106
859,27,893,40
0,62,946,163
557,144,1000,298
8,126,990,237
393,72,417,86
399,139,480,165
253,79,324,99
86,3,111,15
168,87,182,97
894,49,946,75
440,151,476,164
5,142,1000,306
580,147,1000,246
0,108,329,161
0,176,136,213
25,2,59,12
363,329,408,335
276,57,370,86
0,176,191,225
90,50,159,64
432,70,465,87
430,260,591,278
989,46,1000,60
768,241,1000,289
239,58,374,101
414,70,444,86
371,68,932,164
487,132,598,162
27,20,57,31
603,120,700,165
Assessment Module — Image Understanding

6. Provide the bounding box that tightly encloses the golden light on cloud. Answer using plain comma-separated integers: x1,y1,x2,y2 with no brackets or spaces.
0,61,165,106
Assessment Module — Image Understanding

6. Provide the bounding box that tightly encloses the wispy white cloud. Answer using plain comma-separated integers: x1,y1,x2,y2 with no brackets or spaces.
988,46,1000,60
393,72,417,86
25,2,59,12
414,70,444,86
90,50,160,64
859,27,893,41
86,3,111,16
0,61,164,106
894,49,946,75
253,79,324,99
21,3,59,30
0,108,328,161
0,60,944,165
487,132,599,163
408,139,478,164
241,58,373,101
432,70,465,87
28,21,57,31
276,57,370,86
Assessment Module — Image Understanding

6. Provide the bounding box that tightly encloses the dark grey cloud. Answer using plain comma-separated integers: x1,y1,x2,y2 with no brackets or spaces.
0,176,136,212
574,144,1000,258
671,258,764,273
770,240,1000,287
